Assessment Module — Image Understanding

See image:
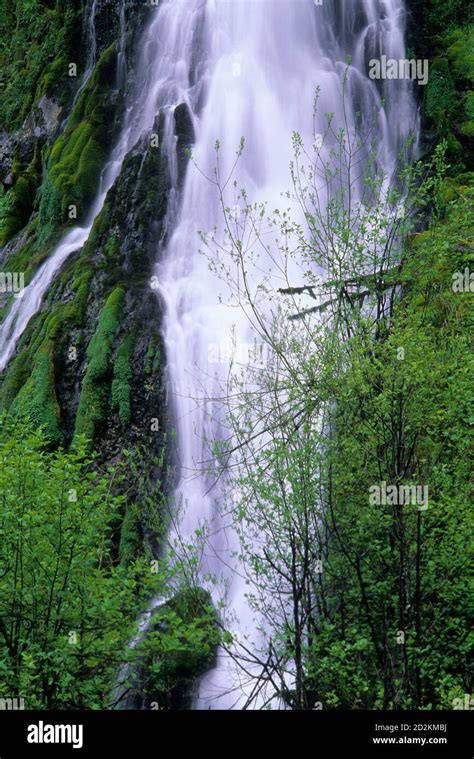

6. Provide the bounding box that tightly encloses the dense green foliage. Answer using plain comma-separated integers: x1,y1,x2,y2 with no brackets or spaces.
424,26,474,171
408,0,473,172
409,0,472,42
0,419,147,708
0,419,219,709
305,191,473,709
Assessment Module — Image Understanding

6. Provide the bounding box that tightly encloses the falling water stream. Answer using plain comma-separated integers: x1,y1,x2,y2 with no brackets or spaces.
0,0,418,708
72,0,99,105
154,0,418,708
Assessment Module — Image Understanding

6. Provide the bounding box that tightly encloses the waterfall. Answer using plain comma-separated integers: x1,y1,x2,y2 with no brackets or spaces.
72,0,99,105
85,0,98,77
153,0,418,708
0,0,419,708
117,1,128,92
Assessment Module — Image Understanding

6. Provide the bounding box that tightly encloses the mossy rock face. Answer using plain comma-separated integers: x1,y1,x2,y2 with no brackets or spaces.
0,175,37,247
0,0,155,267
38,43,120,242
419,25,474,172
10,339,62,446
112,331,136,428
0,112,173,462
0,348,33,411
0,1,83,133
129,588,220,710
0,2,85,250
74,286,125,442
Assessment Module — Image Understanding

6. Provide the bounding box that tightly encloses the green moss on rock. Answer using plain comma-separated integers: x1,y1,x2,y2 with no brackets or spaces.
0,1,83,131
144,334,161,377
119,503,142,566
0,175,37,247
135,588,220,710
38,43,118,242
10,339,61,445
105,234,121,260
0,348,33,411
74,286,125,441
112,331,135,428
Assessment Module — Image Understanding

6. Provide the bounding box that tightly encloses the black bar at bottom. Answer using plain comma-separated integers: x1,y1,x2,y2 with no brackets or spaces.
0,709,471,757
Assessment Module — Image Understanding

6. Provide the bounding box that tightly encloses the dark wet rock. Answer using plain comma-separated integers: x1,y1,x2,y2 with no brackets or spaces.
121,588,219,711
174,103,196,186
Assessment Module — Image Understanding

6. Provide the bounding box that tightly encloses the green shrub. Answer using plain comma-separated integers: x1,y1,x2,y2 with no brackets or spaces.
0,416,158,709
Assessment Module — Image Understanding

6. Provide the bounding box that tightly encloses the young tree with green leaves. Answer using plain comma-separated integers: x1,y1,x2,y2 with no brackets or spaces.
0,417,219,709
197,95,473,709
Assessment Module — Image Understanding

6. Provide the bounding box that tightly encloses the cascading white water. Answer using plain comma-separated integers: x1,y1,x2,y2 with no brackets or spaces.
0,0,418,709
84,0,98,80
153,0,418,708
117,1,128,92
